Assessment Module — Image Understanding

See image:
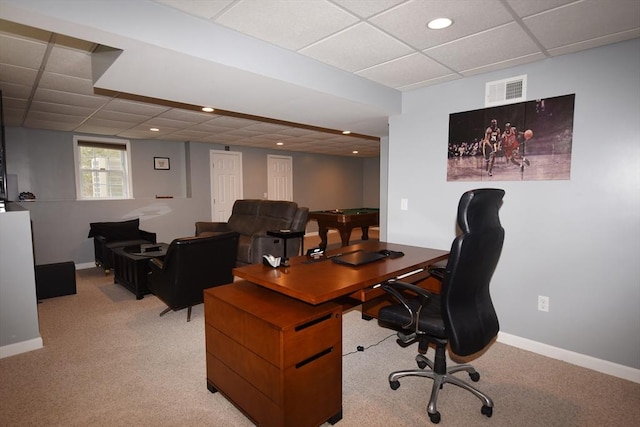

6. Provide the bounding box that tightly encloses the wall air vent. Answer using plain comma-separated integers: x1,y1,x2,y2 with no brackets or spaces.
485,74,527,107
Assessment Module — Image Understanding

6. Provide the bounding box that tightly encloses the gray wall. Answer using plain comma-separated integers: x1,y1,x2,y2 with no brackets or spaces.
5,128,379,265
387,39,640,370
0,205,41,355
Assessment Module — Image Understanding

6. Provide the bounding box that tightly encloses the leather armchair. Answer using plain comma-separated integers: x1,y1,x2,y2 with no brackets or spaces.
378,188,505,424
147,232,239,322
88,218,156,273
196,199,309,266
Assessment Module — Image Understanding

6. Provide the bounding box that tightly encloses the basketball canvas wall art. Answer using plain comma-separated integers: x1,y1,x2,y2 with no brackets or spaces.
447,94,575,181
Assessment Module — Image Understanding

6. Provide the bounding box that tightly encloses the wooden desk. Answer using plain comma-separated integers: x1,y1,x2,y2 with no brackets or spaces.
205,241,448,427
232,241,448,305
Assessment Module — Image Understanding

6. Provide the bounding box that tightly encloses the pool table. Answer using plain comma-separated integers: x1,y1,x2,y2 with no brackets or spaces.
308,208,379,249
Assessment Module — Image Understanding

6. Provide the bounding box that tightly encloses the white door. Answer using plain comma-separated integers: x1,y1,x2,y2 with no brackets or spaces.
210,151,243,221
267,155,293,201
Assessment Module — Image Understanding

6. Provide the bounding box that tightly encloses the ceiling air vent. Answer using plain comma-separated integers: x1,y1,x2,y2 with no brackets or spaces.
485,74,527,107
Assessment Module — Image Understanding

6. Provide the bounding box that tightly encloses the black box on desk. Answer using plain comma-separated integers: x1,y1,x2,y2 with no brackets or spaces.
35,261,76,300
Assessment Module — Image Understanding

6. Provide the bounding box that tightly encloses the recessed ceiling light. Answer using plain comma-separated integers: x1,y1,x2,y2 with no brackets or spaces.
150,127,159,132
202,107,214,112
342,130,351,135
427,18,452,30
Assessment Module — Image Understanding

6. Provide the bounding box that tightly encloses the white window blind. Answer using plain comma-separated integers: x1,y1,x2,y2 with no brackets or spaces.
74,137,132,200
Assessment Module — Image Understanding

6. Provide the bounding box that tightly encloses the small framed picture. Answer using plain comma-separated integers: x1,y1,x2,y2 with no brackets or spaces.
154,157,170,170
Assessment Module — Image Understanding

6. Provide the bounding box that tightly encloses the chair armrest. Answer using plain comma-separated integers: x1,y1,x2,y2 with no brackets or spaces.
381,280,438,329
249,232,285,263
427,259,447,281
140,229,157,244
149,258,164,271
195,222,231,236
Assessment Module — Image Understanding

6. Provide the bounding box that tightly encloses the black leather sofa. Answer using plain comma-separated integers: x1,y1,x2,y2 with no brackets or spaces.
88,218,156,273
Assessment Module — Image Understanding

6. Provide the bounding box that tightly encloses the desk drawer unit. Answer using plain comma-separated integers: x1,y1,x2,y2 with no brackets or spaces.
204,281,342,427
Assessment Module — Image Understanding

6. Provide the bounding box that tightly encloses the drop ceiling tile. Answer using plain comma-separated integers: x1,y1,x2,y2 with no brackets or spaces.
33,88,109,109
3,108,25,126
244,122,291,133
164,129,213,139
207,115,258,129
145,117,196,128
371,0,513,50
2,96,28,110
153,0,235,19
25,109,86,125
38,72,95,95
30,100,97,117
0,32,47,69
524,1,640,50
397,73,460,91
301,22,413,72
425,23,540,72
277,127,317,137
157,108,216,123
460,52,545,77
103,98,170,116
547,28,640,57
91,109,149,123
45,45,93,79
332,0,406,18
356,52,452,88
23,117,78,132
0,81,33,99
0,63,39,87
505,0,575,17
75,119,133,135
215,0,359,50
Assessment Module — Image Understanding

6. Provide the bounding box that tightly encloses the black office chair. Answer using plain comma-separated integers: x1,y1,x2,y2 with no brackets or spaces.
148,232,239,322
378,188,505,424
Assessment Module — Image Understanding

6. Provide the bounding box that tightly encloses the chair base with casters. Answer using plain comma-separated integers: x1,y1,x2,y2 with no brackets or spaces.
387,336,493,424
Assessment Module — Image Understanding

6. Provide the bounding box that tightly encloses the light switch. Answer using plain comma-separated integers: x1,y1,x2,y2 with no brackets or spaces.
401,198,408,211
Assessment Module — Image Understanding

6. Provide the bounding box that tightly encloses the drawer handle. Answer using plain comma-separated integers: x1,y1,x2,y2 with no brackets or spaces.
296,347,333,369
295,313,332,331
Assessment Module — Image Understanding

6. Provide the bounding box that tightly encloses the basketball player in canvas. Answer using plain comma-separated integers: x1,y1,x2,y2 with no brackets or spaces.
502,123,531,170
483,119,500,176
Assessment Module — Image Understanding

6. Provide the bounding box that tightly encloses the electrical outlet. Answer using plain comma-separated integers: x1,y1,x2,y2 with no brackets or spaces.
538,296,549,312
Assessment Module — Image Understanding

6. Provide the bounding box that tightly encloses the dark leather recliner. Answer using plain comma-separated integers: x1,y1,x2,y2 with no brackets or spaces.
88,218,156,273
147,232,239,322
196,199,308,266
378,188,505,424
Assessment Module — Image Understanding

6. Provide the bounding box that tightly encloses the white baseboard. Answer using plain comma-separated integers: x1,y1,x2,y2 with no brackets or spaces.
498,332,640,384
75,262,96,270
0,337,43,359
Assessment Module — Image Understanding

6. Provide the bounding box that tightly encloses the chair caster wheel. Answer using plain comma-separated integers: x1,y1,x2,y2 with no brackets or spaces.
389,380,400,390
417,360,428,369
481,405,493,418
469,371,480,382
428,411,441,424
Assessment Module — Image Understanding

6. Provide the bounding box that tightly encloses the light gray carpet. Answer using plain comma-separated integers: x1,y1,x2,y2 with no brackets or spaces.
1,267,638,426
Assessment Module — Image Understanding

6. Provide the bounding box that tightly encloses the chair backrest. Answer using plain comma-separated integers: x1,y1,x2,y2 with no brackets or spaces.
161,232,239,309
441,188,505,356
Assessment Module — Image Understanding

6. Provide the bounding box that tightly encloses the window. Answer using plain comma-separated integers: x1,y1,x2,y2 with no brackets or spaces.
74,136,133,200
